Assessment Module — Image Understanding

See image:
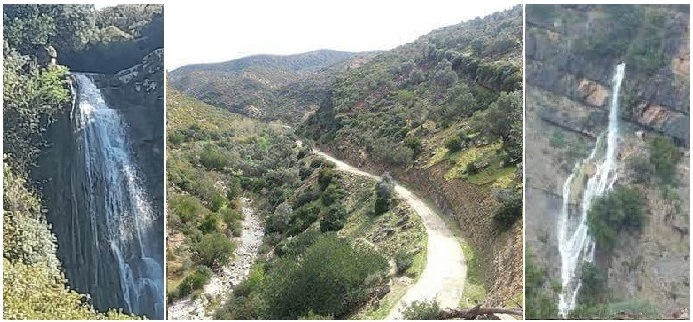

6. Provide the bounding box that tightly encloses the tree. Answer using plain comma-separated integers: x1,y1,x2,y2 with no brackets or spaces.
577,262,607,306
433,60,458,88
3,5,56,54
268,202,292,233
3,4,95,56
374,173,395,215
475,90,522,161
200,145,229,170
445,136,462,152
525,249,558,319
176,265,213,298
317,168,335,190
480,90,521,142
440,83,477,123
319,204,346,232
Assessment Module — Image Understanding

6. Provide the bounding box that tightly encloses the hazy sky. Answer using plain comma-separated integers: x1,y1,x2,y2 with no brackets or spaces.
166,0,519,70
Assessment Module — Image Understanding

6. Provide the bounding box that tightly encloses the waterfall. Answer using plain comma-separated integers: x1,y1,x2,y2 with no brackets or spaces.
73,74,164,319
556,63,626,317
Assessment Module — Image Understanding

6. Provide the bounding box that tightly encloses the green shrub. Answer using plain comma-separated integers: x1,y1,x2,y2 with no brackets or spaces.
320,183,344,206
299,311,334,319
220,207,244,227
465,161,479,175
493,196,522,231
298,166,314,180
577,262,607,306
3,259,134,319
445,136,463,152
170,194,208,224
394,250,414,275
214,292,265,319
404,137,423,156
373,174,395,216
525,249,558,319
200,146,229,170
192,232,235,268
309,159,324,168
262,234,388,319
629,156,653,184
317,168,335,190
649,136,680,185
402,300,440,320
211,193,227,212
319,204,346,232
198,212,220,234
177,265,213,298
587,187,645,252
168,131,184,146
233,263,265,297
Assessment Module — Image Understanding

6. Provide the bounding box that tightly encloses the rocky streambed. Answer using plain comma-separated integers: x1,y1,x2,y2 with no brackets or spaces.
167,198,264,319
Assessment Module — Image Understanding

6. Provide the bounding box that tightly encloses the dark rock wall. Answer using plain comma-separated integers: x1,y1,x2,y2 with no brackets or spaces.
35,49,164,316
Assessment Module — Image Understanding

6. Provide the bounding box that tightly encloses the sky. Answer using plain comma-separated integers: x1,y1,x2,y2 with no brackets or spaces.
165,0,519,70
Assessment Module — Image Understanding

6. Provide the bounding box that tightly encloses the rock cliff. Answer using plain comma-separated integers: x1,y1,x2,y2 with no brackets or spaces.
526,4,689,315
34,49,164,317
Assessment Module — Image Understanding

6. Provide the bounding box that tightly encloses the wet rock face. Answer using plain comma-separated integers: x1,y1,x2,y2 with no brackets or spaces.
91,48,165,219
35,49,164,316
526,5,689,314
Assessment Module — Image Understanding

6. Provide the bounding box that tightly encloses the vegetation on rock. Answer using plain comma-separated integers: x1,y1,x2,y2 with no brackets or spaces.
587,186,645,252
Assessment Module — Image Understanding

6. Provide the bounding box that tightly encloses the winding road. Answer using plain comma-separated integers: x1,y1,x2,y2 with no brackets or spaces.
314,150,467,320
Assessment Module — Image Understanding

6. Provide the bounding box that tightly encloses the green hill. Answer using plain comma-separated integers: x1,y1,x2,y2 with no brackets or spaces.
168,49,376,124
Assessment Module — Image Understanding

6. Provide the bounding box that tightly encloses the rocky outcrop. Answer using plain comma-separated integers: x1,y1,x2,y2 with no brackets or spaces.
526,11,690,147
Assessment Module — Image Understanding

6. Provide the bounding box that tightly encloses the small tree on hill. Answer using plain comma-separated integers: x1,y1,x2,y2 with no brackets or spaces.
374,173,395,215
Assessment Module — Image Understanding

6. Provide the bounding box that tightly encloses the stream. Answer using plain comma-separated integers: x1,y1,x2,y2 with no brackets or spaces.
167,198,264,320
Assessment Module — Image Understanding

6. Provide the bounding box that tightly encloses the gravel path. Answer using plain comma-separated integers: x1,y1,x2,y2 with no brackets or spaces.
167,198,264,320
313,150,467,320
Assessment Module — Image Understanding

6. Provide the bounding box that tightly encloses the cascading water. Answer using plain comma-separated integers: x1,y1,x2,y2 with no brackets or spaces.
73,74,164,319
557,63,626,317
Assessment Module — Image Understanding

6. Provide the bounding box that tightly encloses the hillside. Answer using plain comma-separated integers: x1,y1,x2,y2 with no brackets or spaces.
168,49,376,124
167,4,524,318
166,89,427,319
299,5,524,309
525,4,689,319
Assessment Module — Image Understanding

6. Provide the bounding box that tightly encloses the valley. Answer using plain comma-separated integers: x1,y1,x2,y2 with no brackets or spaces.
165,4,523,320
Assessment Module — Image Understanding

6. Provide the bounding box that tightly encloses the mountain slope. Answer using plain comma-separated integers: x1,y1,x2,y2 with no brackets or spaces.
166,89,428,319
300,5,523,309
168,49,375,124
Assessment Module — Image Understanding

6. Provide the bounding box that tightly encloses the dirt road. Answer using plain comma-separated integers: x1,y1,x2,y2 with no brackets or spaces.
314,150,467,320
